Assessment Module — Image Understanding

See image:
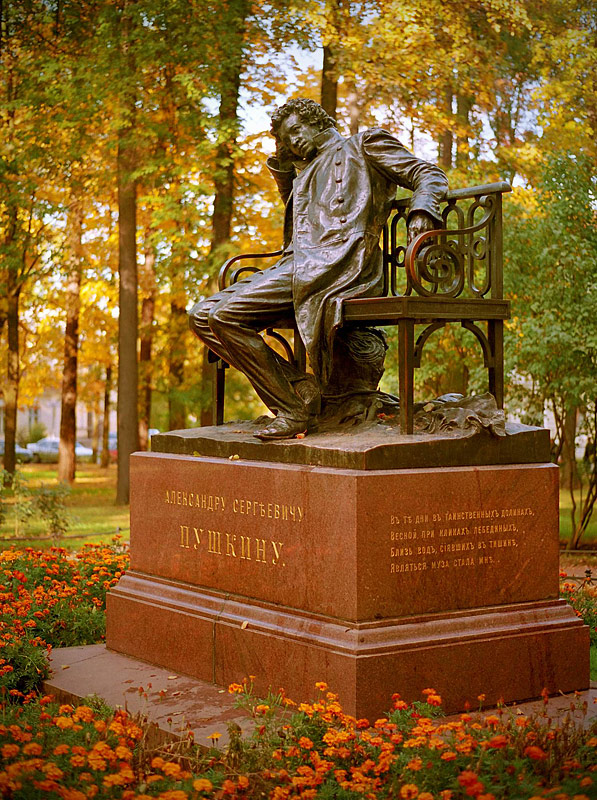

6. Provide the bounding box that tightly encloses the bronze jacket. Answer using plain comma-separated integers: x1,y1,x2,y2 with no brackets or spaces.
267,126,448,384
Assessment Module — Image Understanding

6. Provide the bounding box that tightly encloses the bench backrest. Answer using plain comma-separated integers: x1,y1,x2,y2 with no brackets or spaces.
381,181,511,301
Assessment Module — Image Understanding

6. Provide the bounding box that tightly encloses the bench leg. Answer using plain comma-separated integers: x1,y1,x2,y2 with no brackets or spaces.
212,360,226,426
488,320,504,408
399,319,415,434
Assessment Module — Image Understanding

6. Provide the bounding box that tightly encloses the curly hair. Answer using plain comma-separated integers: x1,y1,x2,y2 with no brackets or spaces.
270,98,337,140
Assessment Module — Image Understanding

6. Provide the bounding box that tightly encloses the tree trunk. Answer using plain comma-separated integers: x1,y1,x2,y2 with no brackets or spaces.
116,126,139,504
456,94,472,168
3,280,19,481
58,201,83,484
201,0,248,426
138,241,156,450
100,365,112,469
168,297,187,430
345,76,360,135
116,1,139,504
321,44,338,120
438,87,453,169
91,397,100,462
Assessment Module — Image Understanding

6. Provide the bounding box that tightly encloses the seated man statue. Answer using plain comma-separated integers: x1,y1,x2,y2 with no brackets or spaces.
189,98,448,440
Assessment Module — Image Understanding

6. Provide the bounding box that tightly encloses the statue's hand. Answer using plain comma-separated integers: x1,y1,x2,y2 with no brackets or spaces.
407,211,436,245
273,140,295,173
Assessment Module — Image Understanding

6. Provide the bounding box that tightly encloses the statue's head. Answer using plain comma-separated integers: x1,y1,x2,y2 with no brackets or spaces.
271,98,336,161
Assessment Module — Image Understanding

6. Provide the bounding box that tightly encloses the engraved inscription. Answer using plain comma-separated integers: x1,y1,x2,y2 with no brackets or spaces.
388,506,532,574
179,524,285,567
165,489,303,522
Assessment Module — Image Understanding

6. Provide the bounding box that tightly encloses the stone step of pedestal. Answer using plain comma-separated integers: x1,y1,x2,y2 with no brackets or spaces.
44,644,597,741
44,644,252,749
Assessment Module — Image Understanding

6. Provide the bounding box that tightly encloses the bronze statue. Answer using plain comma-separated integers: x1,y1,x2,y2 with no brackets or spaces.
189,98,448,440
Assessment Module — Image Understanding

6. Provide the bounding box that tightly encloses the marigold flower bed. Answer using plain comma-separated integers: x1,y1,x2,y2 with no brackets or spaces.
0,545,596,798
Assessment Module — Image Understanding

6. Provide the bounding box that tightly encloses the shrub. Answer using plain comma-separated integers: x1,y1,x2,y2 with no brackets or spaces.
0,541,128,695
560,577,597,646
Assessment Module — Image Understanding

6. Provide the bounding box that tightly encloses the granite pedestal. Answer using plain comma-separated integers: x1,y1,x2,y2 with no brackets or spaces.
106,423,589,719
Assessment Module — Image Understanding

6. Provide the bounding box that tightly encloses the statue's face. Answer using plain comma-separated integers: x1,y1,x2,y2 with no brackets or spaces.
278,112,320,160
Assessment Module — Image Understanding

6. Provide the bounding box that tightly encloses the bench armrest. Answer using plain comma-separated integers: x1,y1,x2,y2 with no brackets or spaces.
218,249,284,290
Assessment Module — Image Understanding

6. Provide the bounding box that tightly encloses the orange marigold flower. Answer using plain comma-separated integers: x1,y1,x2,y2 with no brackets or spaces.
74,706,95,723
115,745,132,760
422,688,436,696
237,775,249,789
484,715,500,727
221,779,237,795
54,716,74,730
394,700,409,710
255,704,269,715
407,758,423,771
151,757,165,770
419,794,434,800
193,778,213,793
228,682,244,694
524,745,547,760
1,744,19,759
458,771,480,787
441,751,457,761
299,737,314,750
486,734,509,749
102,773,127,787
162,762,181,777
440,793,453,800
315,681,328,691
400,783,419,799
426,694,442,706
70,755,86,768
87,752,106,771
59,704,73,715
580,777,593,787
42,764,64,780
22,743,42,756
94,720,106,733
156,791,188,800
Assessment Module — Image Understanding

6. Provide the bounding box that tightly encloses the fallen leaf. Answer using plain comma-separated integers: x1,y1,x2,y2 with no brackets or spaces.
241,621,248,629
168,675,178,680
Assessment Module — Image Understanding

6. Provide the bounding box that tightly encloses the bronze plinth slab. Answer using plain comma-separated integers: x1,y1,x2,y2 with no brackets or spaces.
106,432,589,720
151,420,549,471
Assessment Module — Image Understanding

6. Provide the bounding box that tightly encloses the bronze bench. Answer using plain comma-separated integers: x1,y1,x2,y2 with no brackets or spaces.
210,181,511,434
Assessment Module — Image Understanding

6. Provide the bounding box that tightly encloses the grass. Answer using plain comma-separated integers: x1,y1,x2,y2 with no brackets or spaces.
0,462,129,546
560,488,597,548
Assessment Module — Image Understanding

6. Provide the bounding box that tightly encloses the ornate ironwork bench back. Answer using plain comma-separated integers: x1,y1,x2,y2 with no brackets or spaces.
215,181,512,432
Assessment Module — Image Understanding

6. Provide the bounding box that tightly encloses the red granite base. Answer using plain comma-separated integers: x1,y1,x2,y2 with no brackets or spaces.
107,573,588,718
106,452,590,719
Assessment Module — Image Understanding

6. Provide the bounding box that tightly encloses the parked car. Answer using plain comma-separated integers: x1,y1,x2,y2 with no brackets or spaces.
0,440,33,463
105,428,160,463
26,437,94,463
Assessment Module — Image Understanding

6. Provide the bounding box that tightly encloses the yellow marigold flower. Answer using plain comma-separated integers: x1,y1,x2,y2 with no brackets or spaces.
228,682,244,694
193,778,213,793
400,784,419,799
255,704,269,715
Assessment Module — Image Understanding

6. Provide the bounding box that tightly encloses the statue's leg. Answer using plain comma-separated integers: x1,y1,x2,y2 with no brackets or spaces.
189,257,310,423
